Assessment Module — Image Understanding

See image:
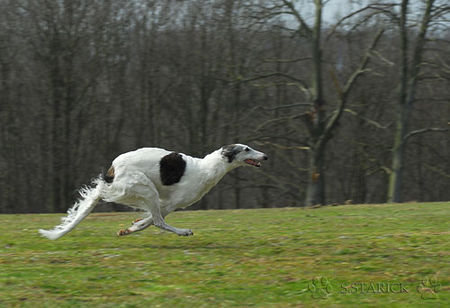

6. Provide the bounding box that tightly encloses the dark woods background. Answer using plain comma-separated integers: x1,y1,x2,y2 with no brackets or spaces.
0,0,448,213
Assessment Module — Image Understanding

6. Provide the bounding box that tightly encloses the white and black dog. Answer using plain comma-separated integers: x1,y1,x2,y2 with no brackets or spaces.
39,144,268,240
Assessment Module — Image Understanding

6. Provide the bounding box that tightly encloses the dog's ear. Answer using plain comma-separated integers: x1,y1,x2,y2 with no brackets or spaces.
221,144,239,163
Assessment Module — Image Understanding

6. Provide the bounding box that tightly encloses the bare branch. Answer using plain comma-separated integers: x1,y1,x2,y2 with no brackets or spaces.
262,103,313,111
263,57,312,63
255,140,310,151
281,0,312,37
343,109,391,129
431,4,450,19
255,113,304,132
318,28,385,148
424,163,450,179
253,134,310,148
372,50,395,66
380,166,392,175
327,3,398,40
342,28,385,98
241,72,310,91
403,127,448,143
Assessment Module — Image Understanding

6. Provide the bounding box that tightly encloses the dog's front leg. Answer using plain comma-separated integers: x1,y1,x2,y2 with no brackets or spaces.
150,203,193,236
123,176,193,237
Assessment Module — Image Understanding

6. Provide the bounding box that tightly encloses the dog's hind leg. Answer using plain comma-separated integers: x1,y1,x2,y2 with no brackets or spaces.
117,214,154,236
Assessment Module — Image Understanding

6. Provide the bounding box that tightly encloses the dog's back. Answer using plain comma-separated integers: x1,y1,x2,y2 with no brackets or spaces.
111,148,171,184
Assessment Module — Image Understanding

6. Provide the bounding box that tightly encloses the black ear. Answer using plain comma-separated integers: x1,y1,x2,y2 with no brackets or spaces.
221,144,239,163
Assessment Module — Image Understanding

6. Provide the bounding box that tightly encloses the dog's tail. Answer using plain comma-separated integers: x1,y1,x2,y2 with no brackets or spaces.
39,176,106,240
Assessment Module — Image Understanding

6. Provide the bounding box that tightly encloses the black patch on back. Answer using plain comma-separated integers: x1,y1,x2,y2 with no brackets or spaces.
160,152,186,185
221,144,240,163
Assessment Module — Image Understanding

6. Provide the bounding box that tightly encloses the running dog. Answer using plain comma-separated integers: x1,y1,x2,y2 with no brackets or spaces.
39,144,268,239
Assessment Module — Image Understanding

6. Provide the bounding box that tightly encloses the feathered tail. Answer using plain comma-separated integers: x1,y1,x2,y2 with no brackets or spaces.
39,176,105,240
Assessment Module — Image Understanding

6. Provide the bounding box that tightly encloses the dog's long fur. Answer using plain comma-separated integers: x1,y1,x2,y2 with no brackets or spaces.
39,144,267,239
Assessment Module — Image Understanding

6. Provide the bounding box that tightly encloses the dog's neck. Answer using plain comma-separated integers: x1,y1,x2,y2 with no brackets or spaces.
199,149,237,181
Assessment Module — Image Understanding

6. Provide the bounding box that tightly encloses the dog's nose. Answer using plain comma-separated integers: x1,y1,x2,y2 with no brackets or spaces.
263,155,268,161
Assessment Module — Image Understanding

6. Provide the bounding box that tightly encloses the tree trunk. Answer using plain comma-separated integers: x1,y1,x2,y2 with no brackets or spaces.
304,0,325,206
387,105,409,202
305,146,325,206
387,0,435,203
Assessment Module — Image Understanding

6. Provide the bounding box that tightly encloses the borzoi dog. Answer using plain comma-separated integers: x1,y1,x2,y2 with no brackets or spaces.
39,144,268,240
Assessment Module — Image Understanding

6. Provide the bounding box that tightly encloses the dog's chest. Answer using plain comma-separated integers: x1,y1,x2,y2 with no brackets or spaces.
160,165,225,209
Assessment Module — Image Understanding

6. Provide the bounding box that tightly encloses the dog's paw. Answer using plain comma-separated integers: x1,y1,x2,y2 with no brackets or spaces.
117,229,131,237
178,229,194,236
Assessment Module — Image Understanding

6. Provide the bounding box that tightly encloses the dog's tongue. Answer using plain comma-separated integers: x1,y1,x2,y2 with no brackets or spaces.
245,159,261,167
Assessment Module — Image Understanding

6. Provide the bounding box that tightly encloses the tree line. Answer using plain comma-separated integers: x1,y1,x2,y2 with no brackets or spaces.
0,0,448,213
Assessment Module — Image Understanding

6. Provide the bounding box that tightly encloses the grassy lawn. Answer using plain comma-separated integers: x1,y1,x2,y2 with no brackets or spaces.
0,202,448,307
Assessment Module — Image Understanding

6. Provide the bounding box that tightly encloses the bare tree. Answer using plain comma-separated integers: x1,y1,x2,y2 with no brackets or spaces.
386,0,448,202
251,0,385,205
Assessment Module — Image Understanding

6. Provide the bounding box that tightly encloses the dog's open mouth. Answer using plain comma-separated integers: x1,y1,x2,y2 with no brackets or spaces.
244,159,262,167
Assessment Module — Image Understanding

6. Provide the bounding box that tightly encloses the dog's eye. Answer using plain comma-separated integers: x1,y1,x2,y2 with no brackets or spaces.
245,147,250,152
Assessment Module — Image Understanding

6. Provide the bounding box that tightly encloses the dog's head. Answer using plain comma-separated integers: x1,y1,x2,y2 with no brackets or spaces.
221,144,268,167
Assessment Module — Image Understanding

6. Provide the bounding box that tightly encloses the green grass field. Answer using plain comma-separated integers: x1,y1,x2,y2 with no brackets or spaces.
0,202,448,307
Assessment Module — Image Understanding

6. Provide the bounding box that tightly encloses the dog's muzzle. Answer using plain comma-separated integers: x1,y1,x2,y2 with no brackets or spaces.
244,154,268,167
